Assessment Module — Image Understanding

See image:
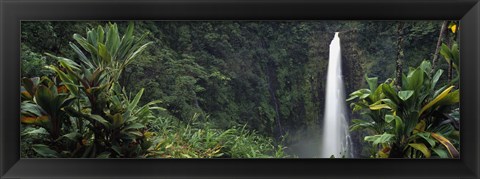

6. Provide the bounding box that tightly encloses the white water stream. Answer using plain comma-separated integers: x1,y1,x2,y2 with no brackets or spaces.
320,32,352,158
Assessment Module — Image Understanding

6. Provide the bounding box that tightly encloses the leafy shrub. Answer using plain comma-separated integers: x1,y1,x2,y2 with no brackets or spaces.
20,22,289,158
146,114,289,158
348,60,459,158
21,22,155,158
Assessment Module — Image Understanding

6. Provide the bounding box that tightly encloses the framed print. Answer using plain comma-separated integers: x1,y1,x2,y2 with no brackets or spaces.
1,0,480,178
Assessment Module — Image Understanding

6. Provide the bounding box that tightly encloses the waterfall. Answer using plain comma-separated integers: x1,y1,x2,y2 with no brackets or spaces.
321,32,352,158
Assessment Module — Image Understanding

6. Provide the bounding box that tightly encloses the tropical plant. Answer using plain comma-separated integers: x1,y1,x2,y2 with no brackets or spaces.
348,60,460,158
440,42,460,82
20,21,289,159
145,114,289,158
21,22,156,158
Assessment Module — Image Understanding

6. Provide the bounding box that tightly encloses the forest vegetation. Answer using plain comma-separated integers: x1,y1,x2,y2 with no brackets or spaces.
20,21,459,158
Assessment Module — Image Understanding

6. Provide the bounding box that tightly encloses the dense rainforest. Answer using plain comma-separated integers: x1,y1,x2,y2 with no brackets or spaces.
20,21,459,158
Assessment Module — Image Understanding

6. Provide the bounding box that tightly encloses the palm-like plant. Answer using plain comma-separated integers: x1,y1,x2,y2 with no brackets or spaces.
348,60,459,158
21,22,158,158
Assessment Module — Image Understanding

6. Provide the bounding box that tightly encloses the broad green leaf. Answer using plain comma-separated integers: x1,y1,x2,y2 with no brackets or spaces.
59,132,81,142
349,119,376,132
380,99,397,111
347,89,371,101
451,43,459,69
408,143,431,158
34,85,53,114
420,86,455,116
432,147,449,158
45,65,79,95
87,29,97,47
381,84,400,104
97,25,105,44
123,123,145,131
21,101,43,116
117,22,135,60
73,34,98,54
69,42,94,69
105,23,121,56
394,115,404,135
359,93,370,99
98,43,112,64
32,144,59,158
385,114,395,123
22,127,49,136
96,152,111,158
415,132,436,147
436,89,460,106
369,104,391,110
431,69,443,90
365,74,378,92
440,43,452,63
350,89,371,96
89,114,111,128
346,95,358,101
419,60,432,76
128,88,144,111
406,68,424,91
45,53,81,71
398,90,414,101
125,21,134,37
125,42,153,65
365,133,395,146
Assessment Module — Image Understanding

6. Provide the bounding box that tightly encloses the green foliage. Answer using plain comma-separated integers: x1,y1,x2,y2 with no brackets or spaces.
21,44,53,77
21,22,156,158
21,20,449,158
146,114,288,158
348,60,460,158
21,21,287,158
440,42,460,80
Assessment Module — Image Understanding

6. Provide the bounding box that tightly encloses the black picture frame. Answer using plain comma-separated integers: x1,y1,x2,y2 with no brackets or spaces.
1,0,479,178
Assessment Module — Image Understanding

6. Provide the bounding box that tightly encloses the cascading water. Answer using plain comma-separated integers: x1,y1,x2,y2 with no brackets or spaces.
321,32,352,158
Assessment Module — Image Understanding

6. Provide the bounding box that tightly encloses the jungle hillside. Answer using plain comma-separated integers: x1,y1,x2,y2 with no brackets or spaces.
20,21,460,158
